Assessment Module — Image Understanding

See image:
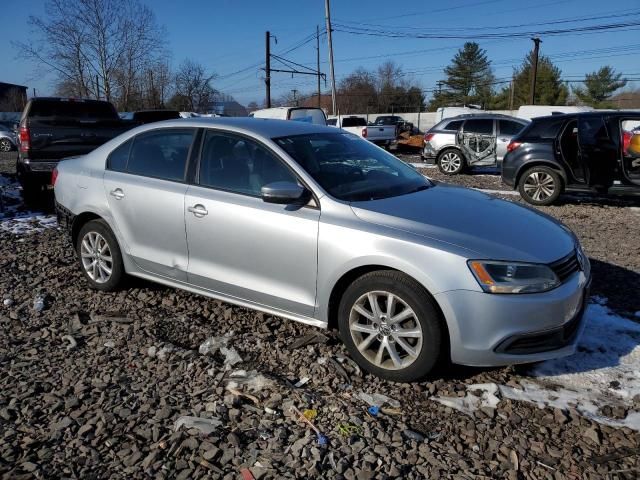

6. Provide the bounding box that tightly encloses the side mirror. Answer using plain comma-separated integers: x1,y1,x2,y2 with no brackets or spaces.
261,181,307,204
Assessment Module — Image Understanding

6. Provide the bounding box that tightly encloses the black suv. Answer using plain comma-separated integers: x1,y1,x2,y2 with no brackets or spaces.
17,97,130,197
502,111,640,205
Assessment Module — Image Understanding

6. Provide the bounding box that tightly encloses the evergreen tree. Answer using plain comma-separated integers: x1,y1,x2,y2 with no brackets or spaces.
429,42,495,110
573,66,627,108
492,53,568,109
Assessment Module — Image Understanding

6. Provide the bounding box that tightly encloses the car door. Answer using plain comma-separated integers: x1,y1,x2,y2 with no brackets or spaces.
184,130,320,318
458,118,496,166
103,128,196,281
496,119,526,162
578,115,617,189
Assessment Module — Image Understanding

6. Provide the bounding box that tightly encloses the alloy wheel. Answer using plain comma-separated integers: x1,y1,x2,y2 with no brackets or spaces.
348,290,423,370
80,231,113,284
523,171,555,202
440,152,461,173
0,139,11,152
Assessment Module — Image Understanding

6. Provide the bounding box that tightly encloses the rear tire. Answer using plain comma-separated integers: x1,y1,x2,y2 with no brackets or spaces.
338,270,444,382
0,139,12,152
518,166,562,206
437,149,465,175
76,219,124,291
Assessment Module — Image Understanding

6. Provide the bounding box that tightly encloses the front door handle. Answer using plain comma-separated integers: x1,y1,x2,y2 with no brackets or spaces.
110,188,124,200
188,204,208,217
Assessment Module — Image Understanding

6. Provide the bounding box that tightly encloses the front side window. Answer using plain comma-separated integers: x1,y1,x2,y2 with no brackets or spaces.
274,132,430,201
127,128,194,182
198,131,298,196
463,119,493,135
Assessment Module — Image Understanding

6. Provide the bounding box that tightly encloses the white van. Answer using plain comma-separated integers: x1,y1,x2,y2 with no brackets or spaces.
250,107,327,125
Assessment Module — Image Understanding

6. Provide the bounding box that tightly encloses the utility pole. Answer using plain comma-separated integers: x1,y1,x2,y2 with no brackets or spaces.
265,31,271,108
316,25,321,108
529,37,541,105
325,0,337,115
509,77,515,111
95,75,100,100
291,89,298,106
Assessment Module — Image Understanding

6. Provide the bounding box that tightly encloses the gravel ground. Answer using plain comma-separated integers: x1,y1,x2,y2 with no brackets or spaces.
1,150,639,479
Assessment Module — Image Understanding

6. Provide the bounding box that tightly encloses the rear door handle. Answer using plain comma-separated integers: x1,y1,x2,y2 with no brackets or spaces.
110,188,124,200
188,204,208,217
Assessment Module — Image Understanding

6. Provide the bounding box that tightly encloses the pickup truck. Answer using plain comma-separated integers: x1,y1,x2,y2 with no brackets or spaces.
329,115,397,149
17,97,132,198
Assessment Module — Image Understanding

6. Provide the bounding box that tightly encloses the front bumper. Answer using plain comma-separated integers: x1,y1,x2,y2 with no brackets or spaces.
434,271,590,366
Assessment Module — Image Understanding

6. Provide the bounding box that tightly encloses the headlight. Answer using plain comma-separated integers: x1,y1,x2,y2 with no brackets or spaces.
468,260,560,294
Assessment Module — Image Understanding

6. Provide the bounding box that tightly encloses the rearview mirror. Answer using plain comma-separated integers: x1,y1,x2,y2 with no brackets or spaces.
261,181,307,204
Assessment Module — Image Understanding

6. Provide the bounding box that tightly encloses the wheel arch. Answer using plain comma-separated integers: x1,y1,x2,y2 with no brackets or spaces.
326,265,451,359
437,146,467,163
71,212,104,246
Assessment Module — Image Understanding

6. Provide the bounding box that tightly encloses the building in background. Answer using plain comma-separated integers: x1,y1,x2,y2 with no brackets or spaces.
0,82,28,112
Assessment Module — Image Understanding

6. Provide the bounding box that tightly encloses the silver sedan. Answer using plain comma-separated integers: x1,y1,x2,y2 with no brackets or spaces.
54,118,590,382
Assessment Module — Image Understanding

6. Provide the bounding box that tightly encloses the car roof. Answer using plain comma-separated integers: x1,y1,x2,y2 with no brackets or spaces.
531,110,640,122
442,113,527,122
133,117,334,138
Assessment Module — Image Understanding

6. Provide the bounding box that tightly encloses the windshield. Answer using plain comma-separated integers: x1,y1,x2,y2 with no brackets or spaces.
274,132,431,201
29,100,119,121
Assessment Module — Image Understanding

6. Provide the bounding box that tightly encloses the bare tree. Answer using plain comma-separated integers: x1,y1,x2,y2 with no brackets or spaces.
169,59,216,112
16,0,166,109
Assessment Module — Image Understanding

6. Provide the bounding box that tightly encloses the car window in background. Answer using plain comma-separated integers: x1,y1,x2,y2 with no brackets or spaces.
442,120,463,131
107,139,132,172
463,119,493,135
199,131,297,196
522,118,566,140
274,132,430,202
29,100,119,121
341,117,367,128
499,120,525,136
127,129,194,181
289,109,326,125
326,119,337,126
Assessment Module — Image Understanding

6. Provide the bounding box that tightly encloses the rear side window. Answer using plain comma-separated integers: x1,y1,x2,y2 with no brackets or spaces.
499,120,525,136
107,139,132,172
341,117,366,127
521,118,566,140
28,100,118,120
463,119,493,135
442,120,463,131
127,128,195,182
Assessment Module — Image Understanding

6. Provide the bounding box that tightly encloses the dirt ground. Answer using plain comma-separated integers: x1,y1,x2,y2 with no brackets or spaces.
1,150,639,479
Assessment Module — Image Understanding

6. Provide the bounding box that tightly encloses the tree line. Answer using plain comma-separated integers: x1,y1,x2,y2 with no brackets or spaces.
16,0,221,112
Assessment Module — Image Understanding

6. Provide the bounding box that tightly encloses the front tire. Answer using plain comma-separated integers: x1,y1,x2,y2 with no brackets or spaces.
437,149,464,175
518,166,562,206
338,271,444,382
76,220,124,291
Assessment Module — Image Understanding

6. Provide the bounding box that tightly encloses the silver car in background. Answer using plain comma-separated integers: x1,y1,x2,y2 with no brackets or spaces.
54,118,590,382
422,114,529,175
0,121,18,152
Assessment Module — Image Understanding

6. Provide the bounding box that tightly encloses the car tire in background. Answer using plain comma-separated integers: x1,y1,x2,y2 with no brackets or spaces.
0,138,12,152
338,270,444,382
76,219,125,291
518,166,563,206
436,148,465,175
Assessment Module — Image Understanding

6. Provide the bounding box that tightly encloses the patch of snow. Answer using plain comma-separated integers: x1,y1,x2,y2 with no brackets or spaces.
0,212,58,235
432,300,640,431
432,383,500,417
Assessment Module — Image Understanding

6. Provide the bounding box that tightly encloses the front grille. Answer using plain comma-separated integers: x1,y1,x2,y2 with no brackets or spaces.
549,251,580,282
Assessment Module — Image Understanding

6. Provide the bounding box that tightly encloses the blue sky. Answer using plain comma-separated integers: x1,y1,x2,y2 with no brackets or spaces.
1,0,639,106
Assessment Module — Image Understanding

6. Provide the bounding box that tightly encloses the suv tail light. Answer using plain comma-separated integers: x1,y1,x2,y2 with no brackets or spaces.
623,130,631,153
362,127,367,138
51,167,59,187
424,133,435,142
506,141,521,153
19,125,30,153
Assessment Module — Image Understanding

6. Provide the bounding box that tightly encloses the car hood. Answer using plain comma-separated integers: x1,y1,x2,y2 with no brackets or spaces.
350,183,575,263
